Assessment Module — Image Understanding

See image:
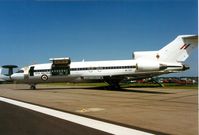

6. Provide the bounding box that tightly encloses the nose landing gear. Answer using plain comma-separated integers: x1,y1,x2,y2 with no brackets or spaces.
30,84,36,90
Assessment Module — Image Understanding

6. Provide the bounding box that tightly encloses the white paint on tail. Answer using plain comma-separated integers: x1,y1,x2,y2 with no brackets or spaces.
159,35,198,62
133,35,198,62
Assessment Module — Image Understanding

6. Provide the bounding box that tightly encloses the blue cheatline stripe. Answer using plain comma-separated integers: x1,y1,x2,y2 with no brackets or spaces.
0,97,154,135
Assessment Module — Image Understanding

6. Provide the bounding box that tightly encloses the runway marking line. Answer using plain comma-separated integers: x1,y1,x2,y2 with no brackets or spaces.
0,97,154,135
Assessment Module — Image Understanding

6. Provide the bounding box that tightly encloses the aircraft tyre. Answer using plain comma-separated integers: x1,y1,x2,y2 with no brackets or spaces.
30,84,36,90
106,82,121,90
110,83,121,90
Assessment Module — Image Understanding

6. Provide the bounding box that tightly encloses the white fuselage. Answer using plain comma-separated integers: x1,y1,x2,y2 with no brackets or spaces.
7,35,197,88
11,59,184,84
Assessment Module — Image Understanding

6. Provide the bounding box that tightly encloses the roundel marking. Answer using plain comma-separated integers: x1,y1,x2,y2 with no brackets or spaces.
41,74,48,81
156,54,160,59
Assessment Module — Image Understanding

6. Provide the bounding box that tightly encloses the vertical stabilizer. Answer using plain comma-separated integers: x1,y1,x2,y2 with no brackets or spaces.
158,35,198,62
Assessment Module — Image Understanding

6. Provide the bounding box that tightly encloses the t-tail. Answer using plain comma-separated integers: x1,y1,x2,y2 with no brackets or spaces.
133,35,198,63
158,35,198,62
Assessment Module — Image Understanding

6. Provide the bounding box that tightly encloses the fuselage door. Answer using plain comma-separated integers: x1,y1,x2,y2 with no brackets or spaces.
49,57,71,76
29,66,35,76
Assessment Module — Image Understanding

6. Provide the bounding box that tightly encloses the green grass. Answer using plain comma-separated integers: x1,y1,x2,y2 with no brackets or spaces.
41,82,198,89
162,83,198,89
42,82,108,87
126,83,198,89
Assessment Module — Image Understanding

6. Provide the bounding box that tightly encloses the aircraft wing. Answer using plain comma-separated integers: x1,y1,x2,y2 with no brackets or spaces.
106,71,168,82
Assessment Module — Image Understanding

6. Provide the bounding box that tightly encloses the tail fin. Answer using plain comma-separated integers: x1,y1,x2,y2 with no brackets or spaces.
158,35,198,62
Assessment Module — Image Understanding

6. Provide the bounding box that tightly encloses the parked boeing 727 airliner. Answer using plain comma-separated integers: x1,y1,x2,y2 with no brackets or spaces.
1,35,197,89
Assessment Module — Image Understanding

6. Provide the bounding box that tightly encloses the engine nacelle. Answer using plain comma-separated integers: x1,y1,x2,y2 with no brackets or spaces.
136,61,166,71
133,51,159,60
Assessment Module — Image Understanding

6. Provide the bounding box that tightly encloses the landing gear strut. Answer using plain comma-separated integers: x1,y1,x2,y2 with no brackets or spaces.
151,78,164,87
104,77,121,89
30,84,36,90
108,82,121,89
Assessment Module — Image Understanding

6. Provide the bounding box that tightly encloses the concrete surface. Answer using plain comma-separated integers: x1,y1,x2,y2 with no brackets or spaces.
0,84,197,135
0,101,111,135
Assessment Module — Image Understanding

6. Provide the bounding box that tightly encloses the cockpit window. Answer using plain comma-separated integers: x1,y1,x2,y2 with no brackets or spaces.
16,70,24,73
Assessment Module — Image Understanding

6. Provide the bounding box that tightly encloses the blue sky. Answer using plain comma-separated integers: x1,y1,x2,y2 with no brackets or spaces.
0,0,197,76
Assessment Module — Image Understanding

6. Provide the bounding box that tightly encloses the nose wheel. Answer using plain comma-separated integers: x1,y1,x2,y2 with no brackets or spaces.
30,84,36,90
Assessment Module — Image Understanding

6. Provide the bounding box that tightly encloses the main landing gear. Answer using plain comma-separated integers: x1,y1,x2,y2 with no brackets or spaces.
103,76,122,89
108,82,121,89
104,79,121,90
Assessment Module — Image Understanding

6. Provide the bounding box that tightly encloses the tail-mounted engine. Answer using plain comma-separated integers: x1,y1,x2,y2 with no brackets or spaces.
136,61,167,72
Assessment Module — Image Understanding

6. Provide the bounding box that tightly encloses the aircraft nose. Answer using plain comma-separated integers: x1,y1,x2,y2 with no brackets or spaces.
11,73,24,81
